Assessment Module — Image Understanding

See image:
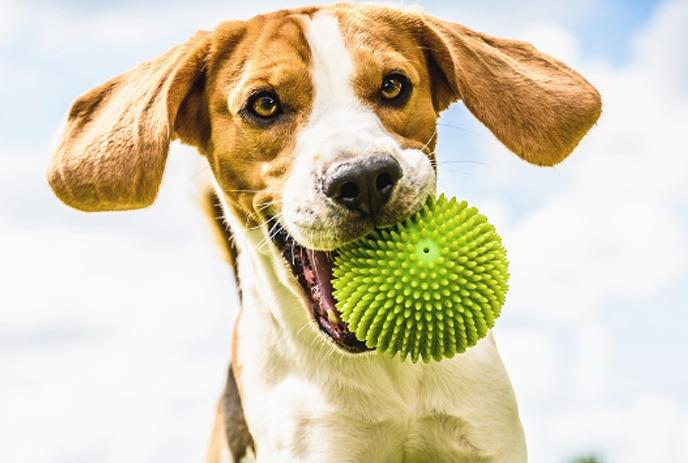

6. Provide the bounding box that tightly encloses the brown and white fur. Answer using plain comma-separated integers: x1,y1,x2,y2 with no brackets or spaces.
47,4,601,462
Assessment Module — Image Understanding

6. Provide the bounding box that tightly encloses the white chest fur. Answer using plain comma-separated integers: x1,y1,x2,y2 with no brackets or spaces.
228,222,526,463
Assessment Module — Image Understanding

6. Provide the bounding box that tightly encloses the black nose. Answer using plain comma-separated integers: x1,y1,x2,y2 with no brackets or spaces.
323,155,402,218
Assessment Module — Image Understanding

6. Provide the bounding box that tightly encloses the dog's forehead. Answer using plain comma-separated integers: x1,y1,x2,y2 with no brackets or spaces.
217,4,421,89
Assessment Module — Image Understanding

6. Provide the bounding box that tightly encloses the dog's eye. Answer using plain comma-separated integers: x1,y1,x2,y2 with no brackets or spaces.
248,92,280,119
380,74,410,103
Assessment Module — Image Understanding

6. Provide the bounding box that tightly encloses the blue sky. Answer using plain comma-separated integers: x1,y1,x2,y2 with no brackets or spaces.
1,1,687,462
575,0,658,64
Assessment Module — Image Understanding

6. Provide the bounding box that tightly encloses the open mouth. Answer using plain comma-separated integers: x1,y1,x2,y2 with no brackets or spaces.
271,225,371,353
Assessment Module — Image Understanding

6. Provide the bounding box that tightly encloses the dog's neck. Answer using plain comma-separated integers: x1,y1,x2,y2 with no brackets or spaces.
216,185,425,383
218,188,323,354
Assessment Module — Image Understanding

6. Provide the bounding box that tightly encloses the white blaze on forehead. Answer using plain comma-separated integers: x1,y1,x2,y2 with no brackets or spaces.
299,12,394,147
304,13,358,118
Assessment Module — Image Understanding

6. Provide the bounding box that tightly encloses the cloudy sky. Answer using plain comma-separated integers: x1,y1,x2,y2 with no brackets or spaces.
1,0,686,462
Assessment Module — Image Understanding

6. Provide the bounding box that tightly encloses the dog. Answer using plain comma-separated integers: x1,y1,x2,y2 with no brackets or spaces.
48,3,600,462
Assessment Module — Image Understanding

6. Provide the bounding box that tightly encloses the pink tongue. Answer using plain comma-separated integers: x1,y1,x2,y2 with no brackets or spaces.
307,250,338,313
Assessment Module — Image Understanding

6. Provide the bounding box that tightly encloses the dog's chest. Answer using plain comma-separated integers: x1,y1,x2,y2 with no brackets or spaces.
235,264,524,462
246,362,495,463
290,401,487,463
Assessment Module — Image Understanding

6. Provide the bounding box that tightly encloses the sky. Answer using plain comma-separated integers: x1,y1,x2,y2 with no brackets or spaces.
1,1,687,462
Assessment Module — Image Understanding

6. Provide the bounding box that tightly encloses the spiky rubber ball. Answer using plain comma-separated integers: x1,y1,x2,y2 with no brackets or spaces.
332,194,509,363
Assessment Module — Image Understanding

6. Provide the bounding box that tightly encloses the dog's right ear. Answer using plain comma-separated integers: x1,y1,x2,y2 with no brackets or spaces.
48,25,242,212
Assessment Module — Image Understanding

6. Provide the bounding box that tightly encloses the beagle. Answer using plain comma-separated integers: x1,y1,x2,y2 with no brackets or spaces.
48,3,600,462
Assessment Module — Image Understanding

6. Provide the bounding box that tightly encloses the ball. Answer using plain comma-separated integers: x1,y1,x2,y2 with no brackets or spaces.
332,194,509,363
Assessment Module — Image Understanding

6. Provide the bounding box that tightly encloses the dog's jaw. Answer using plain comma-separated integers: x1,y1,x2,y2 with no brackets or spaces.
274,229,371,353
212,175,355,357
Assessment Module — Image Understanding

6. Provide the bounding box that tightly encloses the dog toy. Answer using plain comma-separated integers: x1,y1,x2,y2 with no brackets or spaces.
332,194,509,363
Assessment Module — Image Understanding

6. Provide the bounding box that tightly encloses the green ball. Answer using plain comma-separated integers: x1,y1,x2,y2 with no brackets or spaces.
332,194,509,363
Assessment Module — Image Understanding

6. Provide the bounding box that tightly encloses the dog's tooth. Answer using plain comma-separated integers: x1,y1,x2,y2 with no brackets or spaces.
326,308,339,324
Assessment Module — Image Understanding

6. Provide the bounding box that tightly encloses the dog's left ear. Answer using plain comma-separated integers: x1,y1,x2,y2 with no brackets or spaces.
415,14,601,166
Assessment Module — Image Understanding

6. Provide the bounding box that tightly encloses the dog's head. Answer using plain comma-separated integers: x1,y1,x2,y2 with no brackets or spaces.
48,3,600,353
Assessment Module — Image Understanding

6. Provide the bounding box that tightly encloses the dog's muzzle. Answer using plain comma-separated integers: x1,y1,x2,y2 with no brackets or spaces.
272,227,372,353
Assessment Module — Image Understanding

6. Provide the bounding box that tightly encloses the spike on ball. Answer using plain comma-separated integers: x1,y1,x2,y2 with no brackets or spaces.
332,194,509,363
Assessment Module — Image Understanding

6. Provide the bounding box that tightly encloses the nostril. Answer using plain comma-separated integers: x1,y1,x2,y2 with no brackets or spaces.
323,155,402,215
375,172,395,195
339,181,360,201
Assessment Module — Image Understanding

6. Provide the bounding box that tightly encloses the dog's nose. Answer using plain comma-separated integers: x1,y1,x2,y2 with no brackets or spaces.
323,155,402,218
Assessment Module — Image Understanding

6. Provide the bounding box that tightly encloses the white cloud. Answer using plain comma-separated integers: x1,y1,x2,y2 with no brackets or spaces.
552,394,688,463
0,145,239,463
573,322,612,398
0,0,18,43
632,0,688,100
495,328,561,397
10,1,342,53
416,0,597,36
521,22,582,64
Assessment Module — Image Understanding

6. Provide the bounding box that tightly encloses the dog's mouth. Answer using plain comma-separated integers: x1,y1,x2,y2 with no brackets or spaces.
272,226,371,354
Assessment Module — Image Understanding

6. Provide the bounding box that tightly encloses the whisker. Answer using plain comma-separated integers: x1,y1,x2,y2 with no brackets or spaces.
234,206,262,226
256,49,280,70
420,128,438,156
248,215,279,232
436,122,477,134
436,160,487,166
223,189,281,193
311,246,320,275
255,214,285,251
295,321,313,340
179,163,211,190
438,169,475,177
255,199,283,214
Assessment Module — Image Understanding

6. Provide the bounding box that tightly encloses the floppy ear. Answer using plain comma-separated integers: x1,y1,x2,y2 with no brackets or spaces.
48,31,212,212
416,15,601,166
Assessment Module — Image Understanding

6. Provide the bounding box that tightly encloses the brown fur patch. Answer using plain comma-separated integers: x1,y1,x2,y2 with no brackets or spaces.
205,399,230,463
201,188,240,286
230,309,244,396
204,11,316,227
222,362,255,461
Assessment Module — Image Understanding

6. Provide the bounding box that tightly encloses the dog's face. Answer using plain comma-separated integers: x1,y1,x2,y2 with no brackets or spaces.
48,3,600,353
205,6,444,253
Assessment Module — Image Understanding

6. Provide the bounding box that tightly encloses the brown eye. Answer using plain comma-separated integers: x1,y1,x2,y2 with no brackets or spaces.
380,74,409,102
248,92,280,119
